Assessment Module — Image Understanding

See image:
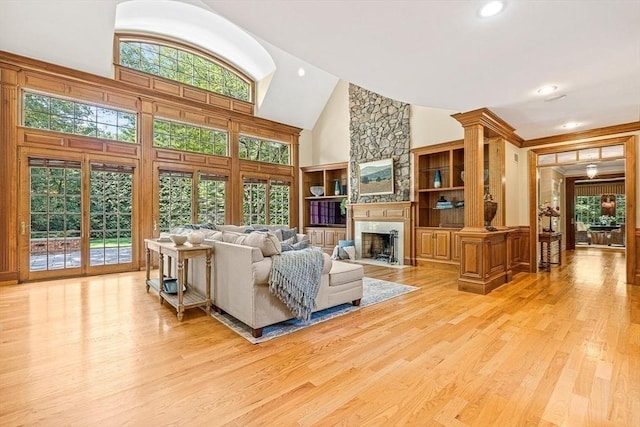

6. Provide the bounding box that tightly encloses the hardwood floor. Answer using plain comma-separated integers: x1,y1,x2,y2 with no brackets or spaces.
1,248,638,426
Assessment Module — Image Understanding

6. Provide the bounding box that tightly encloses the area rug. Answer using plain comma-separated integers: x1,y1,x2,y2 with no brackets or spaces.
210,277,418,344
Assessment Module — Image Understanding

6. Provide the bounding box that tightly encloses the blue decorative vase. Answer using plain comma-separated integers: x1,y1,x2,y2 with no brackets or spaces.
434,170,442,188
334,179,341,195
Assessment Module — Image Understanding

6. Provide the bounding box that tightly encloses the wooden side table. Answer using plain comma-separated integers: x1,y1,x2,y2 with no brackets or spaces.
145,239,212,320
538,232,562,272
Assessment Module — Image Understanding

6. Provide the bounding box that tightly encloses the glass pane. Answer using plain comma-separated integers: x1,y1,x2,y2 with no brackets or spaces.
578,148,599,161
556,151,577,163
601,145,624,158
538,154,556,165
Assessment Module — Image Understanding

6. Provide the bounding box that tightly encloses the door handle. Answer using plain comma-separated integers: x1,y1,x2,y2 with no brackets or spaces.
153,220,157,231
21,221,26,235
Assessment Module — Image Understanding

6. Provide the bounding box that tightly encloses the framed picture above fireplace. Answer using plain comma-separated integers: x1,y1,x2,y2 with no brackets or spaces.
358,158,394,196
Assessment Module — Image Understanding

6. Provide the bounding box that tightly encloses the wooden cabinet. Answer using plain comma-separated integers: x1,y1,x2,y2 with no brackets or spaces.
412,142,468,265
306,227,346,254
412,142,465,229
416,228,452,262
451,231,462,262
301,163,348,254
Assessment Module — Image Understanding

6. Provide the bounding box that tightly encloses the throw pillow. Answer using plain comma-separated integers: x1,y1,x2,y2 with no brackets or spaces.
343,245,356,260
338,239,355,248
229,231,282,256
281,227,298,242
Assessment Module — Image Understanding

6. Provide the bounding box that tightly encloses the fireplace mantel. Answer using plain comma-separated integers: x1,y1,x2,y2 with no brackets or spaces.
348,202,414,265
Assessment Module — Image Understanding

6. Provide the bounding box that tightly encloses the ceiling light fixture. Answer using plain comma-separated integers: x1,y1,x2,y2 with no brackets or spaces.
537,85,558,95
586,164,598,179
297,67,305,77
479,1,505,17
562,122,582,129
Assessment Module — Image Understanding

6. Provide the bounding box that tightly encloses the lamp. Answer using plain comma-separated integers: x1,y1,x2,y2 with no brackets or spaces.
586,164,598,179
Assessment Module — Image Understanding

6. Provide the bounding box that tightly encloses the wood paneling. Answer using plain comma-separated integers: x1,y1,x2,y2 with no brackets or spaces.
0,51,301,283
458,230,510,294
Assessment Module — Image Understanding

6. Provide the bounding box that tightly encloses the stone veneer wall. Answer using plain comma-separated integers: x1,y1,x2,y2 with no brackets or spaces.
349,84,411,203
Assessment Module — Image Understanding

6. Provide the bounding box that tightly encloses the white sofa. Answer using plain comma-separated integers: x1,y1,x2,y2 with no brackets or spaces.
179,225,364,338
212,239,364,337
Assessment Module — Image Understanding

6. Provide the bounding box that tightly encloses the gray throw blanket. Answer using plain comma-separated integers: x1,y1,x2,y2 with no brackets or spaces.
269,247,325,321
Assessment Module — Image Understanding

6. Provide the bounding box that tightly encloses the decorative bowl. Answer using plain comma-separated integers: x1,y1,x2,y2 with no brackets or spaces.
187,230,204,246
170,234,187,246
310,186,324,197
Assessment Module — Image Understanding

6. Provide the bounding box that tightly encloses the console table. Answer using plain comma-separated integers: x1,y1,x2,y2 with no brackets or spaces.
539,232,562,272
144,239,212,320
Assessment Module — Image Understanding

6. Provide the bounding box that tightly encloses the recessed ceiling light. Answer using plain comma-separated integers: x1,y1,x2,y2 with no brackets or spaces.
562,122,582,129
537,85,558,95
297,67,305,77
479,1,505,17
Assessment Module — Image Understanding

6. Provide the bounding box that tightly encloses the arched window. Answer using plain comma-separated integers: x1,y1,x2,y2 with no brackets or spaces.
117,37,253,103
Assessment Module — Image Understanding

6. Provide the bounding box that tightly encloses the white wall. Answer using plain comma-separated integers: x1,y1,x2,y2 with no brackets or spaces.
410,105,463,148
306,81,466,167
504,143,522,226
306,80,350,166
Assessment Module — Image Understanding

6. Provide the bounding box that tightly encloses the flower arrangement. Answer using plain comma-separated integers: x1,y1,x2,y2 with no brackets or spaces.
538,201,560,219
599,215,616,226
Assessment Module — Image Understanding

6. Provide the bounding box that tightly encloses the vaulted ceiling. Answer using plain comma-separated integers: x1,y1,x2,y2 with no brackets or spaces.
1,0,639,141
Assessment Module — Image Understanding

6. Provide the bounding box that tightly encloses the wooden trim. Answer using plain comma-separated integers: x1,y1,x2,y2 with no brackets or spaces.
451,108,524,147
0,50,301,135
625,136,636,284
531,136,631,156
524,122,640,147
410,139,464,154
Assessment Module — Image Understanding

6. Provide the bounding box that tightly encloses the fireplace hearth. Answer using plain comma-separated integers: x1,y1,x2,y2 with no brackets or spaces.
362,230,399,264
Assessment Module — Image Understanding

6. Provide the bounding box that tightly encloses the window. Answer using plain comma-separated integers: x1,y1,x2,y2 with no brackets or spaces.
153,118,228,156
239,135,290,165
89,163,134,266
243,178,267,225
575,195,625,225
269,180,290,225
119,40,251,102
158,170,193,232
23,92,137,143
197,173,227,225
242,177,290,225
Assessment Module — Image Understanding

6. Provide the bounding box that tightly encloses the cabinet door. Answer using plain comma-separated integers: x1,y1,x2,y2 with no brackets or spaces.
417,230,435,258
336,230,346,243
433,230,451,260
451,232,462,261
310,229,324,246
324,230,337,248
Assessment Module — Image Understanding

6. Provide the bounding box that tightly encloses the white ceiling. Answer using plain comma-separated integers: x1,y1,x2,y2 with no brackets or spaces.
205,0,640,140
1,0,638,140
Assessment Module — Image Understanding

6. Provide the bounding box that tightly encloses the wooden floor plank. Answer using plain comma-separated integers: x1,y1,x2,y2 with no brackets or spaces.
0,249,638,426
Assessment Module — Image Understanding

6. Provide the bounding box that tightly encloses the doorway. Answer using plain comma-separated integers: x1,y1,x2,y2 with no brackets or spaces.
529,136,636,284
19,151,139,281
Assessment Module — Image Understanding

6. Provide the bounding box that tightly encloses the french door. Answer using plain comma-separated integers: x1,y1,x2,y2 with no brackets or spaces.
20,151,138,281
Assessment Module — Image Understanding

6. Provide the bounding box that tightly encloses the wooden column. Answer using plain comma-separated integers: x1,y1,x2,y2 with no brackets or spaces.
488,137,506,227
0,66,19,284
463,124,486,230
452,108,520,294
